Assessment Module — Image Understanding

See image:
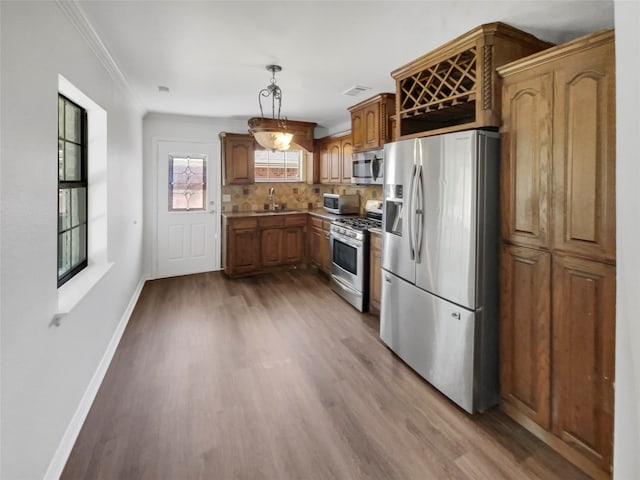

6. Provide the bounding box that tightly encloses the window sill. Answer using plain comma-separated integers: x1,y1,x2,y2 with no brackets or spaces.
56,262,114,318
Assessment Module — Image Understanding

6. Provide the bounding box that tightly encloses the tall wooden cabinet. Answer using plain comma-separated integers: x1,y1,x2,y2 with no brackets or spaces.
497,30,615,477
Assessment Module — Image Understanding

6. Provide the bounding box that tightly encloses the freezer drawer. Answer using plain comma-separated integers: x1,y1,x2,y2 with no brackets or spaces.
380,269,497,413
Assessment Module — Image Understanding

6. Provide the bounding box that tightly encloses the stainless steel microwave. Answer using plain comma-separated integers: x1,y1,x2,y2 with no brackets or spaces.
351,149,384,185
323,193,360,214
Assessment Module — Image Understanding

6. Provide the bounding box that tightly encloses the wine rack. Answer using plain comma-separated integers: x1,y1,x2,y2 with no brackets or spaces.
391,22,554,139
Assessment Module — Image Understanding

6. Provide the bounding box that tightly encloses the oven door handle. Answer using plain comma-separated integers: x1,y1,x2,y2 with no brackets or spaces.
331,274,361,296
330,232,361,248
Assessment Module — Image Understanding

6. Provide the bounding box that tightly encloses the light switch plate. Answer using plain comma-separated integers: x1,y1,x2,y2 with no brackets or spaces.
222,194,231,202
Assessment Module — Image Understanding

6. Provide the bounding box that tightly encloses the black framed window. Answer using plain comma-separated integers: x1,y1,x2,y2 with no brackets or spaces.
58,95,88,286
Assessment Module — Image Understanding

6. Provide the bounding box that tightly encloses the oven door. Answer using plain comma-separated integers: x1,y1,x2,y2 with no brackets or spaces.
330,231,367,311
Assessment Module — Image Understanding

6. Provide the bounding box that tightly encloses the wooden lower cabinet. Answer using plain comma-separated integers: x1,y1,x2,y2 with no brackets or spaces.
551,255,615,471
369,231,382,313
225,214,307,276
500,244,551,429
226,218,260,276
500,245,615,477
309,216,331,275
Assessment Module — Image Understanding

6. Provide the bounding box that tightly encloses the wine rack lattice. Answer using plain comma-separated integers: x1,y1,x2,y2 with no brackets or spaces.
398,48,477,118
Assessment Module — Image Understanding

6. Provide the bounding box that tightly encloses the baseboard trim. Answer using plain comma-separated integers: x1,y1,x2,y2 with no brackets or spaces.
43,275,148,480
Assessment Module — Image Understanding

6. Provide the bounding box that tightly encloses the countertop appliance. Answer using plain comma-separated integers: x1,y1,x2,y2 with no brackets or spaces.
323,193,360,215
380,129,499,413
330,200,382,312
352,149,384,185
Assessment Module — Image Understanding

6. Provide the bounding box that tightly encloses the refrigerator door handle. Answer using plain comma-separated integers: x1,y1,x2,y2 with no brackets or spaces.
408,163,417,260
415,165,424,263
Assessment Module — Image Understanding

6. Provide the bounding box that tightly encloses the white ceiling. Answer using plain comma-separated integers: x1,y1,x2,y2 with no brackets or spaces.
77,0,615,130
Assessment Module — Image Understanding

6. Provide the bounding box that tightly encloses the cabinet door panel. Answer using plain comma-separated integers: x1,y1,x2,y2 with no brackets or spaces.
310,227,323,267
261,228,282,267
318,144,330,184
321,229,331,274
364,103,380,150
369,232,382,312
552,255,615,470
228,228,259,274
499,245,551,429
341,138,353,184
552,45,615,262
351,111,364,151
329,142,341,184
282,227,303,264
224,135,255,185
501,73,552,249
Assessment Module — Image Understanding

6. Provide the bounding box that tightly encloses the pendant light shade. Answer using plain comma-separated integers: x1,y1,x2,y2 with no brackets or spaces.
248,118,293,151
248,65,293,151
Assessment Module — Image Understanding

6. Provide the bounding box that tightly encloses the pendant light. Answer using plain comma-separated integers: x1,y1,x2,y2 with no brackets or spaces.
248,65,293,151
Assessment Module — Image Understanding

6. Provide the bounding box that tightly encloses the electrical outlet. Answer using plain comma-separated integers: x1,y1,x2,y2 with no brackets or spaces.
223,194,231,202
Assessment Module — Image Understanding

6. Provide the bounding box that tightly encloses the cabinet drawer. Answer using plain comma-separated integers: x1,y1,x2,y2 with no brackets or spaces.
322,220,332,231
285,214,307,227
258,216,285,228
310,216,324,229
228,218,257,230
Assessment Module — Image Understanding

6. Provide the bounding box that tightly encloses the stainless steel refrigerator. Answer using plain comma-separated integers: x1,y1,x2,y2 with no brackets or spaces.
380,129,499,413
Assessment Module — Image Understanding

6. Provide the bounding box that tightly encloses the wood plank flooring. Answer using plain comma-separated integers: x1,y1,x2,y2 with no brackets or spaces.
62,269,590,480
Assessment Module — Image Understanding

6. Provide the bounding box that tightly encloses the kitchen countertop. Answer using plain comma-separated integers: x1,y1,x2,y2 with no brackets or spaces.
222,208,357,222
222,209,310,219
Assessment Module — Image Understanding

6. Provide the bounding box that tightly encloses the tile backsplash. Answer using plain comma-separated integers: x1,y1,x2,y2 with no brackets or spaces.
221,183,383,214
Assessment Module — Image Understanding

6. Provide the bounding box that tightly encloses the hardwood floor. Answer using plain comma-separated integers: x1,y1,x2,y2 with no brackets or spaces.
62,269,590,480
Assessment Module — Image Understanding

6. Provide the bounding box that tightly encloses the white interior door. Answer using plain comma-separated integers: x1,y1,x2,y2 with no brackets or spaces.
156,141,219,278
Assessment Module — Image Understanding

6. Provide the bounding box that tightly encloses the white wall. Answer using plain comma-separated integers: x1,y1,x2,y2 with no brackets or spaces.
613,2,640,479
0,2,145,479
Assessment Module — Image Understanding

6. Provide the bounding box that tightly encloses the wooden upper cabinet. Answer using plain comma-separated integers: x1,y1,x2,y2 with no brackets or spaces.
500,244,551,430
392,22,553,139
349,93,395,153
551,255,615,471
551,41,616,263
316,133,353,184
220,133,255,185
498,30,615,263
500,72,553,249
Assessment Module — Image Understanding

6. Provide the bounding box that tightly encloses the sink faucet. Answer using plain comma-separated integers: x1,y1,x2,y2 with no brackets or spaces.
268,187,277,210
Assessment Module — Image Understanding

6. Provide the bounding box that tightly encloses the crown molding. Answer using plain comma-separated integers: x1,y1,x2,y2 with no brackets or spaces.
55,0,146,115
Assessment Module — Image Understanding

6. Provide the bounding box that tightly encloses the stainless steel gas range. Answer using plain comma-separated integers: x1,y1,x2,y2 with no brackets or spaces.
329,200,382,312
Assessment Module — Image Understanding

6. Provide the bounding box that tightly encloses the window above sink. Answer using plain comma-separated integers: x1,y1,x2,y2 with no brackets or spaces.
254,148,303,183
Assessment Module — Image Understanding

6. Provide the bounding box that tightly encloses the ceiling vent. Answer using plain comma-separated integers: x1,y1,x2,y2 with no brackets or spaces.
342,85,372,97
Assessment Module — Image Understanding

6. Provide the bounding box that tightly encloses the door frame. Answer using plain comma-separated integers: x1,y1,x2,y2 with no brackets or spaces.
150,136,222,279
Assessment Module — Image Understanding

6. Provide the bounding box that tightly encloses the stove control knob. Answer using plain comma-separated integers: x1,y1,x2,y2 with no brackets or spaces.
350,231,357,238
